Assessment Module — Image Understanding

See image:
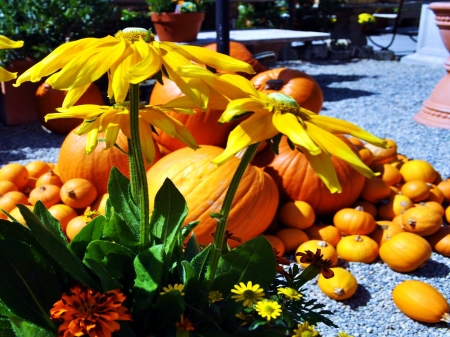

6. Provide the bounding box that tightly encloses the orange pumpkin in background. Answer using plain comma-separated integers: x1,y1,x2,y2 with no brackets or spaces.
35,83,105,135
252,136,366,216
58,127,160,195
149,77,240,154
146,146,279,247
203,41,268,79
250,68,324,114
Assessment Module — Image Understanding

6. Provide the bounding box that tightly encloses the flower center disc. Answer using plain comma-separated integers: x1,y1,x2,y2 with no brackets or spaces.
116,27,151,42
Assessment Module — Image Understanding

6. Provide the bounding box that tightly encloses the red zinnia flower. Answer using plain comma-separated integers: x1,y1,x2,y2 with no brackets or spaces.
50,284,132,337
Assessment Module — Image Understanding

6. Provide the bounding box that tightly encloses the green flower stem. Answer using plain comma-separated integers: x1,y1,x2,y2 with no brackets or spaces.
206,142,260,286
129,83,150,252
128,138,138,200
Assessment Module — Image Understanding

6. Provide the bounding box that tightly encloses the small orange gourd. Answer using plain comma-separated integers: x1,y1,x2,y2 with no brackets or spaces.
364,138,397,164
379,232,432,272
278,200,315,230
65,215,90,241
318,267,358,300
305,224,342,247
0,163,29,189
89,193,109,216
359,177,391,203
8,205,34,226
399,159,437,183
0,191,30,219
333,206,376,235
60,178,98,209
336,235,379,263
400,180,430,202
351,200,378,218
48,204,78,232
275,228,309,254
437,179,450,203
392,280,450,323
425,183,445,204
427,226,450,257
369,220,404,246
295,240,339,268
36,170,63,188
0,180,18,195
414,201,445,216
28,185,61,208
446,205,450,223
264,235,285,257
377,194,414,221
401,207,442,237
370,163,402,186
25,161,51,179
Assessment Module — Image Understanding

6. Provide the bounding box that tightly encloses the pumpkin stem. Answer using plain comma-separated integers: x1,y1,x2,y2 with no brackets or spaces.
441,313,450,323
68,190,76,198
355,235,363,242
265,79,284,90
408,219,416,227
318,241,327,247
355,206,364,212
334,288,344,296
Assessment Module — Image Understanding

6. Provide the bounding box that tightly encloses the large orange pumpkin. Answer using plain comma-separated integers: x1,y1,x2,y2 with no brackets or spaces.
146,146,279,247
35,83,105,135
58,127,161,195
149,77,240,154
250,68,324,113
203,41,267,79
252,136,366,216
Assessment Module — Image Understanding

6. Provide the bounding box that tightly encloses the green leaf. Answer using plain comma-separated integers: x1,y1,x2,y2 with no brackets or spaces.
83,241,136,292
184,232,200,262
68,216,105,260
190,244,212,286
180,260,198,305
32,202,67,244
107,167,140,234
211,236,276,298
16,204,100,290
9,315,55,337
152,290,185,335
0,317,15,337
0,240,60,330
132,244,164,313
103,208,140,252
83,258,121,292
150,178,188,262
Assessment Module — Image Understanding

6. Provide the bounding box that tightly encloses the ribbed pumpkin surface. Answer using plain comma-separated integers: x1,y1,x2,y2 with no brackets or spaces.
146,146,279,247
58,128,160,195
149,78,240,154
253,137,366,216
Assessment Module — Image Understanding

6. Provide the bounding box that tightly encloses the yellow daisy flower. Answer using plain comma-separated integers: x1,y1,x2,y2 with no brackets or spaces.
160,283,185,296
208,290,223,303
337,332,355,337
254,299,282,321
14,28,254,109
235,312,255,327
231,281,265,308
292,321,319,337
277,287,302,300
0,35,24,82
175,66,389,193
46,102,199,165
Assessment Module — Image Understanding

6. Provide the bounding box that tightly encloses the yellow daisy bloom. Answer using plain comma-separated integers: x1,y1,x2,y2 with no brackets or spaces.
160,283,185,296
292,321,320,337
47,102,199,165
14,28,254,109
231,281,265,308
208,290,223,303
277,287,302,300
175,66,388,193
254,299,282,321
337,332,355,337
235,312,255,327
0,35,24,82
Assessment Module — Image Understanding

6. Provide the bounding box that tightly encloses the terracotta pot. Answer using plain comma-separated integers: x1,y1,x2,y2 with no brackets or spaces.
151,12,204,42
0,58,40,125
414,2,450,129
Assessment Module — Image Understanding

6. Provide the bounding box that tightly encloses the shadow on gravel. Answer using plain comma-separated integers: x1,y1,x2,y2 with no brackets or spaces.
342,284,371,309
312,74,376,102
411,259,450,279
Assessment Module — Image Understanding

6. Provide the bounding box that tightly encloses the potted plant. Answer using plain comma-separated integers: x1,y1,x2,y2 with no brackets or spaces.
0,0,112,126
147,0,209,42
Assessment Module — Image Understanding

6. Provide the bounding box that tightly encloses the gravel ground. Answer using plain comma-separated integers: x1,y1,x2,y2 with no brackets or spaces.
0,59,449,336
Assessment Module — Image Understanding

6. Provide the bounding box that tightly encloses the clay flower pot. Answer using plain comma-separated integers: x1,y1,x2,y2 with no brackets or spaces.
151,12,205,42
414,2,450,129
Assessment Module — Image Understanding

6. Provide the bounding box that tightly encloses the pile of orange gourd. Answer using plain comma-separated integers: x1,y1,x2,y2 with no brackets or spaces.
2,49,449,325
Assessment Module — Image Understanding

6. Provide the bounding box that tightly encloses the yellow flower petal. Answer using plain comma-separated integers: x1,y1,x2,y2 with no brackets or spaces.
219,74,261,97
104,123,121,149
126,39,161,84
0,35,23,49
139,121,157,165
272,111,321,156
62,84,90,109
48,105,109,121
219,97,266,123
305,121,375,178
162,42,255,74
84,124,100,154
212,114,277,165
307,114,388,148
0,67,17,82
